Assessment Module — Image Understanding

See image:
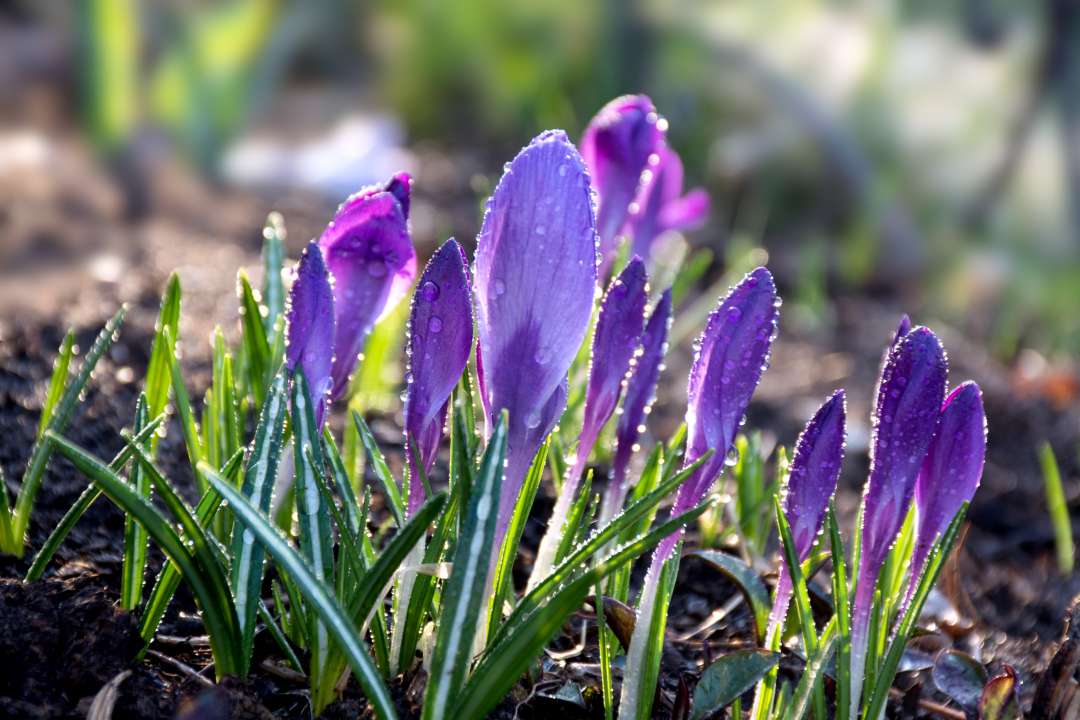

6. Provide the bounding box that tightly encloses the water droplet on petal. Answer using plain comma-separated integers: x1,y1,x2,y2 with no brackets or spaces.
421,280,440,302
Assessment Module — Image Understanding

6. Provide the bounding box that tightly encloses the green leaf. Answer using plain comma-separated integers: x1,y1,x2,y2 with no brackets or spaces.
47,432,242,678
144,274,181,422
554,471,593,566
290,370,334,687
688,549,771,645
931,649,987,712
237,270,271,407
827,505,852,720
12,306,127,554
24,414,165,581
788,617,838,720
37,331,75,440
164,326,205,482
121,395,151,611
200,464,398,720
1041,441,1074,574
690,649,780,720
353,411,406,528
230,370,288,674
261,212,286,335
423,413,507,720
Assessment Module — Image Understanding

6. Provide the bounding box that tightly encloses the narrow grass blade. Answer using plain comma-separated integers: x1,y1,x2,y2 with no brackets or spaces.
144,273,181,422
290,370,334,685
47,432,242,678
262,212,286,335
165,327,205,482
422,414,507,720
1040,442,1073,574
24,416,164,581
827,505,851,720
258,599,303,672
554,471,593,566
12,307,126,551
202,464,398,720
788,617,838,720
230,371,288,672
37,330,75,440
238,270,271,407
121,395,151,611
353,411,406,527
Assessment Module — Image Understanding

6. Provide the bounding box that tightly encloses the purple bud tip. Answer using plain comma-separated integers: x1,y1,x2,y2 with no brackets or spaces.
911,380,985,574
861,325,948,571
785,389,846,559
286,241,335,426
628,145,710,259
676,266,779,511
892,314,912,347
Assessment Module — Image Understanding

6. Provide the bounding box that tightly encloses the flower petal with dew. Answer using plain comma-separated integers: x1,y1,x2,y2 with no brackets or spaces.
626,146,709,261
286,241,336,427
849,325,948,717
530,256,648,586
318,173,417,399
906,381,985,601
580,95,666,266
767,389,845,640
403,239,473,517
474,129,597,541
602,288,672,525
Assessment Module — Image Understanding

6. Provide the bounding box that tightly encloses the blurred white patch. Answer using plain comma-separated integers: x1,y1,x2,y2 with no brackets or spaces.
223,114,415,199
0,131,50,176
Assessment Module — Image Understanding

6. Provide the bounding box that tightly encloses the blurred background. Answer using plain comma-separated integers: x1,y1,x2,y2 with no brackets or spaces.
3,0,1079,362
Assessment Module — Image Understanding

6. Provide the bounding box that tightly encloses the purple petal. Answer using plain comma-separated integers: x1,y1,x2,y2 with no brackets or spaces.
286,241,335,427
860,326,948,572
628,147,709,259
605,288,672,521
576,257,649,469
404,239,474,515
318,174,417,399
892,313,912,348
473,130,598,530
785,389,846,559
580,95,666,262
911,381,985,577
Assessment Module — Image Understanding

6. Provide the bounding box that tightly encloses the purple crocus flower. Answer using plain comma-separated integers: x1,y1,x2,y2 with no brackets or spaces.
904,381,985,602
318,173,417,399
474,130,598,541
530,257,648,584
286,241,336,427
580,95,666,266
403,239,473,517
621,266,779,720
767,390,845,640
626,146,709,261
601,288,673,525
849,326,948,716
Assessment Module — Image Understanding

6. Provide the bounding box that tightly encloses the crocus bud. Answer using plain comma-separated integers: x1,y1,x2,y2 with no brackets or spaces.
849,325,948,717
529,257,648,586
767,390,845,638
403,239,473,516
626,146,709,261
908,381,985,592
580,95,666,266
286,241,336,427
319,174,417,399
474,130,597,541
604,289,673,523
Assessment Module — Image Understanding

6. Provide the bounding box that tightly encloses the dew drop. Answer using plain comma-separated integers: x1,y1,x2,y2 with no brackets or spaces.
428,316,443,334
494,279,507,296
421,281,440,302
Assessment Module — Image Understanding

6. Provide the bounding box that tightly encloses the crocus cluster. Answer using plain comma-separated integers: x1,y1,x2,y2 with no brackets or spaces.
847,322,986,715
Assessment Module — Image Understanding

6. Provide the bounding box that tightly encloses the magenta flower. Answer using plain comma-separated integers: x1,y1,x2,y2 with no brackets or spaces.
318,173,417,399
474,130,598,540
285,241,336,427
530,257,648,583
767,389,845,639
849,325,948,715
626,146,709,260
907,381,985,595
403,239,473,516
580,95,666,266
602,288,673,524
